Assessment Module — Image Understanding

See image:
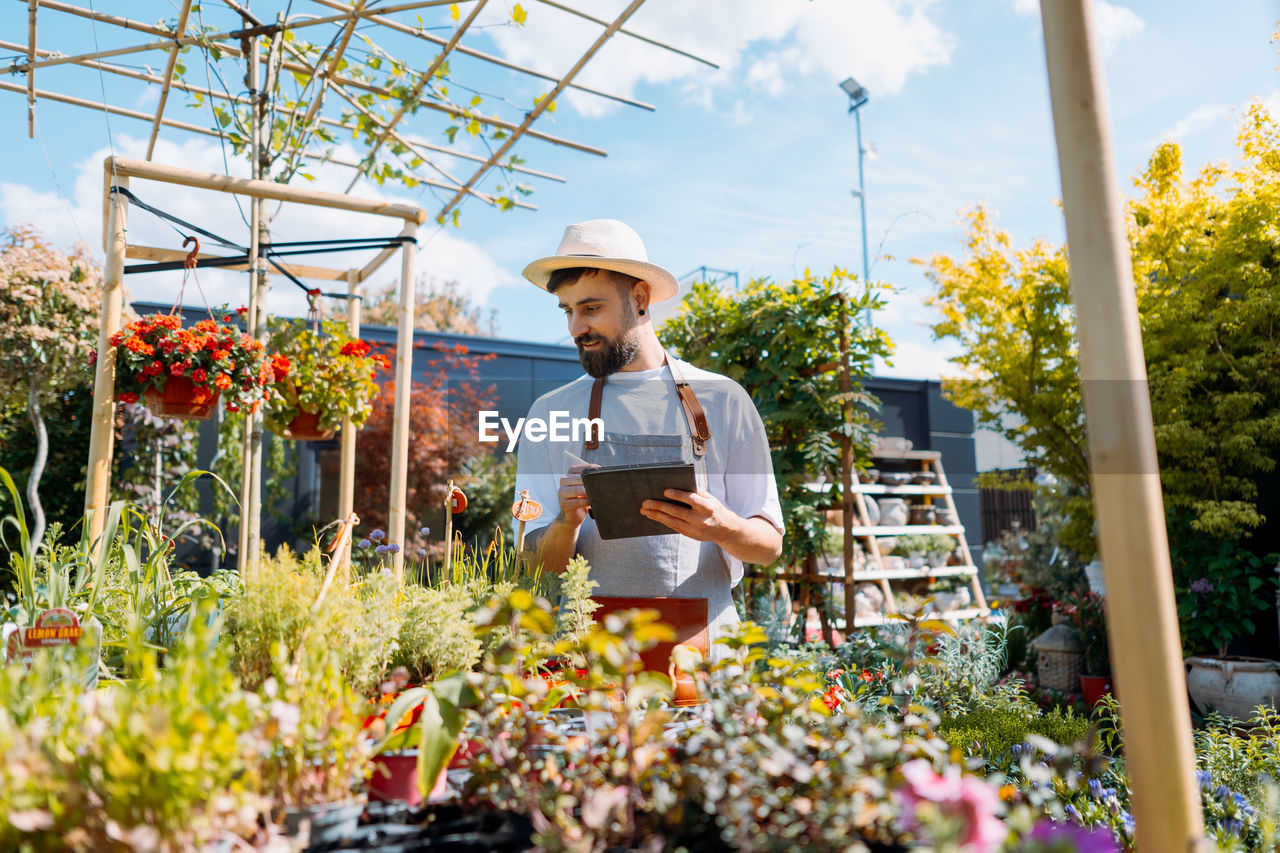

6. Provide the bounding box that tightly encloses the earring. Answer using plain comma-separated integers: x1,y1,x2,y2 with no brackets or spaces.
639,308,647,316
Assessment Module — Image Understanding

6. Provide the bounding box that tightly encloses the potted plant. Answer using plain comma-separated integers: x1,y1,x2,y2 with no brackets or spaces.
110,311,271,421
263,317,388,440
1059,589,1111,706
366,669,473,806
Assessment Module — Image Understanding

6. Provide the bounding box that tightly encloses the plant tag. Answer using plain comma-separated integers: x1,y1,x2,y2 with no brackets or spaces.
512,496,543,522
23,608,82,648
450,487,467,514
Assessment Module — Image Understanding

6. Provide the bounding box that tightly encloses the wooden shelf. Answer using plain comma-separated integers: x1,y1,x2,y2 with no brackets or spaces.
853,566,978,581
848,607,989,628
869,450,941,462
852,484,950,495
850,525,965,536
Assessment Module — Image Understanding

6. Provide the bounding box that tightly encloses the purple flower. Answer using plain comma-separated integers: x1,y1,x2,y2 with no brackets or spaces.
1191,577,1215,594
374,544,391,555
420,526,431,536
417,548,427,558
357,538,372,549
1196,770,1212,789
369,528,386,541
1027,820,1120,853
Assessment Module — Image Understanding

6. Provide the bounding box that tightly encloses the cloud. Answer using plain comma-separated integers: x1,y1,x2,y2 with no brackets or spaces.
480,0,953,118
0,135,518,320
1162,90,1280,142
1010,0,1144,55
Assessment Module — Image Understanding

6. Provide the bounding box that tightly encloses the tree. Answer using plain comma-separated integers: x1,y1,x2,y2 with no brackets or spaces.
353,275,497,336
659,268,893,570
352,343,496,553
0,227,103,548
921,104,1280,561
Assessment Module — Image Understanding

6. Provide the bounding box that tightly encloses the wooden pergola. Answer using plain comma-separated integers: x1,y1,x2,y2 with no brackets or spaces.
6,0,714,576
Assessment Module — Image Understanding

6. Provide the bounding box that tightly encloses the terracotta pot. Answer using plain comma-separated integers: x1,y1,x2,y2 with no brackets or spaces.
143,376,218,421
368,750,447,806
1185,656,1280,721
1079,674,1112,707
908,504,936,526
280,410,336,441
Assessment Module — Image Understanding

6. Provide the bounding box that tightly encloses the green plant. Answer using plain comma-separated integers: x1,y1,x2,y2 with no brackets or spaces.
392,582,482,683
111,312,271,414
894,533,955,557
660,269,893,571
370,670,475,801
262,317,389,434
1168,515,1278,656
940,706,1090,772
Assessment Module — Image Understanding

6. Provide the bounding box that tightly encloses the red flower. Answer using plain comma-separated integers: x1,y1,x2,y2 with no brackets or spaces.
236,305,248,315
860,669,874,684
822,685,847,711
269,354,291,382
87,349,98,367
169,362,185,377
192,368,208,383
227,402,240,413
340,339,371,358
119,391,139,404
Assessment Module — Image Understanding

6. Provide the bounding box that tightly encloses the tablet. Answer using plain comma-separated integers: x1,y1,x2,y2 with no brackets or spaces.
581,461,698,540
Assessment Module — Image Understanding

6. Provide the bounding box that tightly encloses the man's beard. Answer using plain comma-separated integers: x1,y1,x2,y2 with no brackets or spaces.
576,319,641,378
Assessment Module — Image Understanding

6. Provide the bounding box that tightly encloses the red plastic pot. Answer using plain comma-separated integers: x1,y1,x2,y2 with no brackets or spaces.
367,751,447,806
143,376,219,421
1079,674,1112,707
281,410,336,441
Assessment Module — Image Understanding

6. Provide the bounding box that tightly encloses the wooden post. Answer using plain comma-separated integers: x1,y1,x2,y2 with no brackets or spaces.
338,268,361,569
443,479,455,578
1039,1,1204,850
838,295,855,637
387,220,418,582
84,171,128,549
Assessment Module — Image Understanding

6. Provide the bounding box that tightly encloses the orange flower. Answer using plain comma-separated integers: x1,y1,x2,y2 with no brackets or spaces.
860,669,874,683
194,319,218,333
191,389,211,405
821,684,847,711
269,354,291,381
214,373,232,390
212,349,231,361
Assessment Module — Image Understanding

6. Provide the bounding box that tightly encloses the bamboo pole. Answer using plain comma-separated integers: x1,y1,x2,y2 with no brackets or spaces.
437,0,645,221
124,244,349,281
838,296,855,634
26,0,36,138
238,30,264,578
105,157,426,223
145,0,193,160
1039,1,1204,850
387,220,419,582
534,0,718,69
338,268,362,570
84,174,129,550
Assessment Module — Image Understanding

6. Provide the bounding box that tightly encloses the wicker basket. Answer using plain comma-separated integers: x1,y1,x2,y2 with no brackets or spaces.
1033,623,1083,692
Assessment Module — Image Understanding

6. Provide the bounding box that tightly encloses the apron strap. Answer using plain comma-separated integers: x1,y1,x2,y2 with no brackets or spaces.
667,356,711,458
585,376,606,450
583,356,712,456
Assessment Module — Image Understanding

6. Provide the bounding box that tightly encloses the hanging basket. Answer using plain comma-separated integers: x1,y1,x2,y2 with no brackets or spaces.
280,410,336,441
143,376,219,422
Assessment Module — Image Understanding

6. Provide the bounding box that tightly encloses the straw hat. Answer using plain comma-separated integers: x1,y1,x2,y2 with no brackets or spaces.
521,219,680,303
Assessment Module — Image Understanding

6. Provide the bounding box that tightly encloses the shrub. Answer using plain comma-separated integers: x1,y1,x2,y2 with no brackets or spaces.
940,706,1089,771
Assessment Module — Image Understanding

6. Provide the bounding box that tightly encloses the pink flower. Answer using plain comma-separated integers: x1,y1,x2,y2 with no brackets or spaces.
896,759,1007,852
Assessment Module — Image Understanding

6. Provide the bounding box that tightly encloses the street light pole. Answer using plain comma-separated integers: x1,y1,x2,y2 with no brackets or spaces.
839,76,871,325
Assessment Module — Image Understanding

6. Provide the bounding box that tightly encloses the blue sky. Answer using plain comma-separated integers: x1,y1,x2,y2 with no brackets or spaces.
1,0,1276,379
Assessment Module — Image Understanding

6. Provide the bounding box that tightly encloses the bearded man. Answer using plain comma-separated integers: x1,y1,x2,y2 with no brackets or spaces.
512,219,783,663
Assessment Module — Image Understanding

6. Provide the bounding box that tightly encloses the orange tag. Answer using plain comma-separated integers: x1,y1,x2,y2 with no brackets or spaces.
23,608,82,648
450,488,468,514
512,496,543,522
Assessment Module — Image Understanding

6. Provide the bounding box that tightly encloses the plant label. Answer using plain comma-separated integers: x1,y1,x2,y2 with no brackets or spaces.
450,487,467,514
22,607,82,648
512,496,542,522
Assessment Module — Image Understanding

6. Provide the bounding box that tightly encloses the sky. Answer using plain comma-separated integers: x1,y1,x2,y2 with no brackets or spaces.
0,0,1276,381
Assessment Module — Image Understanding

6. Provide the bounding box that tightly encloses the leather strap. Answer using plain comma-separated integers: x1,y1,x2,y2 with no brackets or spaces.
583,355,711,456
586,376,606,450
667,357,711,457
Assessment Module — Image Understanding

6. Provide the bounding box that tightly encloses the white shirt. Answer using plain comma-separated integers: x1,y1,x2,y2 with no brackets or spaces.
512,357,785,585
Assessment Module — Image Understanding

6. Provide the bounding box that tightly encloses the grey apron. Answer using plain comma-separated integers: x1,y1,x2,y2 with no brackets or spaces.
575,358,739,664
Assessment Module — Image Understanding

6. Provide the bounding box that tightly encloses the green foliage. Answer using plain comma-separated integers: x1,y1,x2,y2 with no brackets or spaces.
940,706,1089,771
894,533,955,556
263,317,385,434
392,581,482,683
660,268,893,569
1169,513,1279,656
923,106,1280,558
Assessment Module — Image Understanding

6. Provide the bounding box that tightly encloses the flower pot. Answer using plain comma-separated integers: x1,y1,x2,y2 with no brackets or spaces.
143,376,218,421
281,410,336,441
368,750,448,806
281,799,362,847
908,504,936,526
877,498,909,526
1185,656,1280,721
1079,674,1112,707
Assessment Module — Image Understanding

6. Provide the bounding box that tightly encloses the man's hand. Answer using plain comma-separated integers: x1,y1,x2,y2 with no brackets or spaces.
641,489,783,565
555,463,595,529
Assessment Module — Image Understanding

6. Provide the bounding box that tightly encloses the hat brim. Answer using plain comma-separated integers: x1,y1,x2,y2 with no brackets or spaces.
522,256,680,303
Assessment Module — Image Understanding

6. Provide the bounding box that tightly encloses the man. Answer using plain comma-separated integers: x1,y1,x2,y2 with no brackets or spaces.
513,219,784,662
